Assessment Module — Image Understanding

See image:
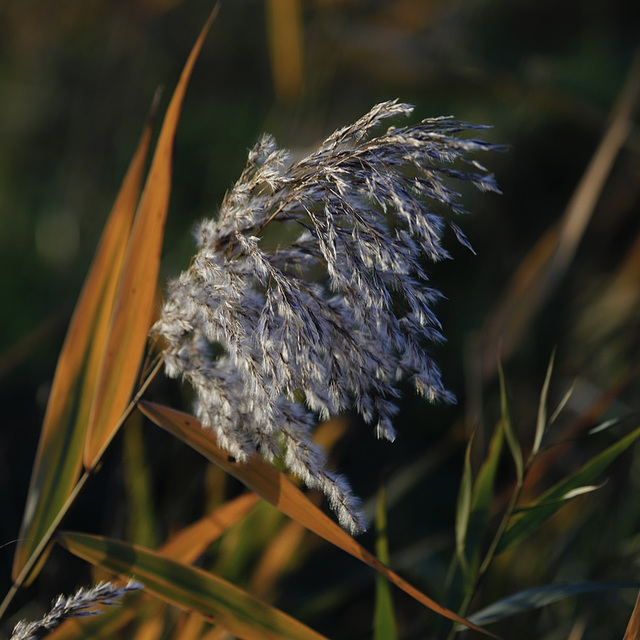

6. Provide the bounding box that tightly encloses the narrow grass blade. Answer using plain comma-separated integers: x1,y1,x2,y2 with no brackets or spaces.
623,590,640,640
468,581,640,626
10,102,157,587
83,6,219,468
455,433,474,573
498,363,523,483
466,421,504,578
161,493,259,564
57,531,329,640
548,378,576,426
139,401,500,638
532,349,556,458
497,425,640,554
374,485,397,640
588,414,634,435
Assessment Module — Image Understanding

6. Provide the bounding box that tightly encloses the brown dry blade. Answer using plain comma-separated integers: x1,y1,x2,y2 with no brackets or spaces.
9,99,158,589
479,51,640,381
624,591,640,640
161,493,259,564
83,5,219,468
138,401,500,639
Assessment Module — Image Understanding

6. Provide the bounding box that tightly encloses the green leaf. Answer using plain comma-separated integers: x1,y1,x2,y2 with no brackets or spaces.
497,425,640,554
548,378,576,427
374,486,397,640
58,531,328,640
465,421,504,580
455,432,474,573
588,413,634,435
468,581,640,626
532,349,555,458
498,363,523,483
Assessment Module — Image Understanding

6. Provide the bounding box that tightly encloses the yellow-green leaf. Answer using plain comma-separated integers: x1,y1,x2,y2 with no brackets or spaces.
374,485,397,640
83,6,219,468
57,531,328,640
138,401,499,638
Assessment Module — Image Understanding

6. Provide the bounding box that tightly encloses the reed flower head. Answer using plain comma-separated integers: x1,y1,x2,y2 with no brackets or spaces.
10,581,142,640
153,100,500,534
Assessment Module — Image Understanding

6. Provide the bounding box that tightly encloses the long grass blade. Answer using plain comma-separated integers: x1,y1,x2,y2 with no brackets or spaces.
138,400,500,638
532,349,556,458
374,485,397,640
468,581,640,626
455,433,474,574
466,420,504,579
498,363,523,483
57,531,329,640
10,101,157,588
83,6,219,468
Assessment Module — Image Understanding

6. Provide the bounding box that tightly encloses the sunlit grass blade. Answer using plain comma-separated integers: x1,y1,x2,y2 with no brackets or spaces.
374,485,397,640
161,493,259,564
498,363,523,483
467,581,640,626
548,378,576,427
497,425,640,554
623,590,640,640
57,531,329,640
588,413,634,435
83,6,219,468
138,401,501,638
532,349,556,459
9,100,157,590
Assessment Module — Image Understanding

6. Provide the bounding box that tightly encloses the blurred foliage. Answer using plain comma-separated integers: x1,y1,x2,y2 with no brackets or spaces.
1,1,640,639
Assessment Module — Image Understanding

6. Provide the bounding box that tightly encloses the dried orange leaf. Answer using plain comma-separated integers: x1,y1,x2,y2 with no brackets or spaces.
161,493,259,564
138,401,499,638
83,6,219,467
10,102,156,588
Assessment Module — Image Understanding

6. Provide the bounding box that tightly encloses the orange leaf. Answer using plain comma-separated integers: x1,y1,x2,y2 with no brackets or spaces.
161,493,259,564
83,5,219,468
10,100,157,587
138,401,499,638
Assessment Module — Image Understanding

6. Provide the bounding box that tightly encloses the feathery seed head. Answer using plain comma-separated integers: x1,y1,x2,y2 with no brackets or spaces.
153,100,500,534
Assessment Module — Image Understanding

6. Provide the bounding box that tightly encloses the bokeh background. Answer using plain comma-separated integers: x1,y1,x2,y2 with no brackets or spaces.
1,1,639,638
